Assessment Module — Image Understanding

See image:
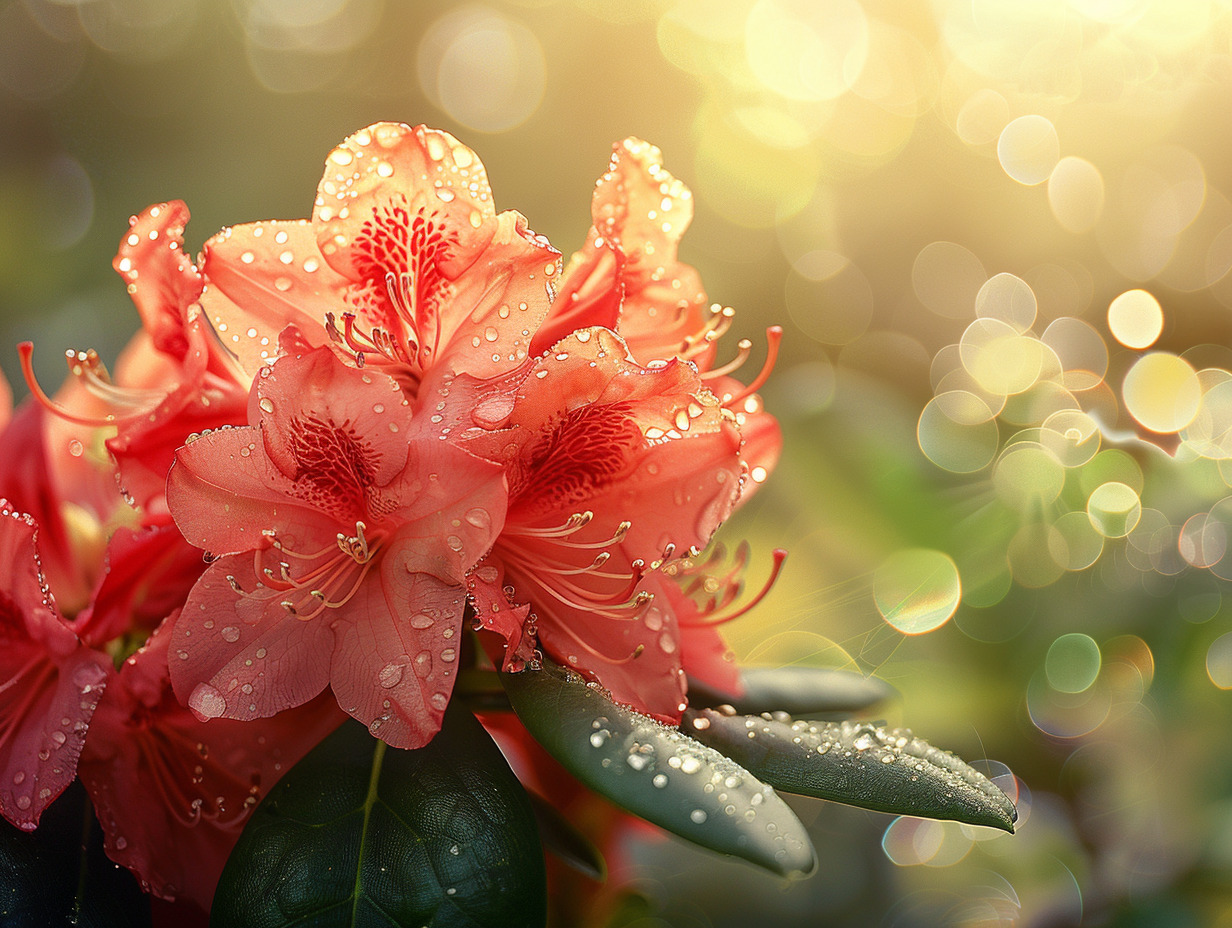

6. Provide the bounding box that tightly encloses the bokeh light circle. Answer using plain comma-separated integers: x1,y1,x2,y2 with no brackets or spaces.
1107,289,1163,349
1048,156,1105,234
873,548,961,635
997,115,1060,186
1207,632,1232,689
1122,352,1201,433
1087,481,1142,538
975,272,1037,332
1052,511,1104,570
1179,513,1227,569
993,443,1066,511
1046,633,1102,693
917,391,1000,473
745,0,869,101
418,6,546,132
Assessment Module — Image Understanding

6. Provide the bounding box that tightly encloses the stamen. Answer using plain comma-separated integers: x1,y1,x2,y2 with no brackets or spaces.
702,339,752,380
681,548,787,627
722,326,782,409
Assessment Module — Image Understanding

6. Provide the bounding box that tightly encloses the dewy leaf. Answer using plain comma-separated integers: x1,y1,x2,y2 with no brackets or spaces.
689,666,896,717
501,661,816,878
683,710,1017,833
212,704,546,928
0,781,151,928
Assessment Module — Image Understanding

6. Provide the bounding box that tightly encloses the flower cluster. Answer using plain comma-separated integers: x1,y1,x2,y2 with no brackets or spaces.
1,123,780,911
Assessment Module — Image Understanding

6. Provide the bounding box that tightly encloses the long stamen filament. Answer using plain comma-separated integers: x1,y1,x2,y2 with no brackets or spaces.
680,548,787,627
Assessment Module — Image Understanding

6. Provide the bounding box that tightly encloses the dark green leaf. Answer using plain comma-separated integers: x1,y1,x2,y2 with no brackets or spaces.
689,666,896,717
0,780,151,928
501,661,816,878
683,709,1017,833
212,704,546,928
525,791,606,882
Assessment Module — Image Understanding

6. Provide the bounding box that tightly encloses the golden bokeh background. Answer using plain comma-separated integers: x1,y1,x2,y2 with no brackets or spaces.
6,0,1232,924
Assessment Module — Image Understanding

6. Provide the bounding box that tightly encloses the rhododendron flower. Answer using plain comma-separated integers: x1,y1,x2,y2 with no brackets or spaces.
537,138,712,367
199,122,559,398
19,201,249,522
78,620,344,910
539,136,783,498
0,503,110,831
166,343,507,748
460,327,744,721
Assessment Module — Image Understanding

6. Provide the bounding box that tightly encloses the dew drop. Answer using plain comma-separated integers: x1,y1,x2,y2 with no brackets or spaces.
410,613,435,629
413,650,433,678
465,508,491,530
220,626,240,643
690,809,708,824
188,684,227,720
441,648,457,663
379,659,407,688
652,774,668,788
15,796,30,811
430,692,448,710
259,398,275,414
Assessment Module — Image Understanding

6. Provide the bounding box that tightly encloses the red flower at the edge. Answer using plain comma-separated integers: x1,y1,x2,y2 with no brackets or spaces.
199,123,558,398
0,503,110,830
79,620,344,910
166,343,506,748
459,327,744,722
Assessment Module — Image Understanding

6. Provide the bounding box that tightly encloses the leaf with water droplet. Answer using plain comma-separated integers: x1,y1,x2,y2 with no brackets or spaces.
501,660,816,877
0,780,150,926
683,711,1017,833
689,666,896,718
212,704,545,927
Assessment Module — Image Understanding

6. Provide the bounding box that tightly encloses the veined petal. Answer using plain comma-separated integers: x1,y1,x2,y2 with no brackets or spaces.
80,619,343,908
467,558,531,669
200,219,348,376
112,201,202,361
0,505,110,830
169,555,335,722
251,346,413,491
329,566,467,749
544,138,711,367
313,123,499,281
168,425,341,557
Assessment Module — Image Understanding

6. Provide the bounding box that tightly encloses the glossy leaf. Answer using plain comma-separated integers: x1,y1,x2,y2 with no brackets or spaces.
501,661,816,877
212,705,546,928
0,780,150,927
683,710,1017,833
688,666,895,717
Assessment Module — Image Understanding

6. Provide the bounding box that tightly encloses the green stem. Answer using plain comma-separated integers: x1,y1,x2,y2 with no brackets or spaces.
349,738,387,924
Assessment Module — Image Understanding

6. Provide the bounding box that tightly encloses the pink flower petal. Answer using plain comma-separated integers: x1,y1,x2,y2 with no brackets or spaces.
169,556,334,722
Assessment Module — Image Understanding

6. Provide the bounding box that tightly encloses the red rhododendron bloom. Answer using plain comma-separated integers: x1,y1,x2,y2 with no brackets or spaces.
539,135,783,502
0,503,110,831
20,201,249,522
460,327,744,721
78,620,344,910
536,138,712,367
166,343,507,748
199,123,559,398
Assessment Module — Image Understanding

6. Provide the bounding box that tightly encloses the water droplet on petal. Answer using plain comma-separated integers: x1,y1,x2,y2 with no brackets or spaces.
189,684,227,720
221,626,240,643
379,659,407,688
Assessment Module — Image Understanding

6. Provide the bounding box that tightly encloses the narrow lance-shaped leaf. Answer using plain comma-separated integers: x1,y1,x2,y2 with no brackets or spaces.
0,780,150,928
683,709,1017,833
688,666,896,718
501,661,816,878
212,704,546,928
